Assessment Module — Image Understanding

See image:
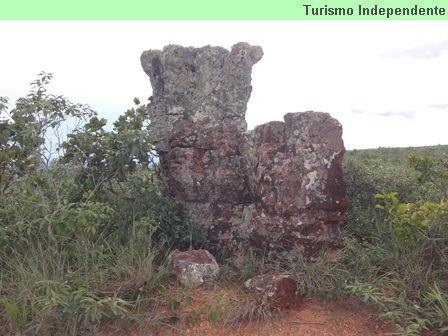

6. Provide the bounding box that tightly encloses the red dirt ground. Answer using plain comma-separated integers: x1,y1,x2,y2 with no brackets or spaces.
103,287,396,336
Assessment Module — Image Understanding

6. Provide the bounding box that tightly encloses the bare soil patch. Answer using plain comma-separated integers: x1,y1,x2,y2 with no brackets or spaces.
102,287,395,336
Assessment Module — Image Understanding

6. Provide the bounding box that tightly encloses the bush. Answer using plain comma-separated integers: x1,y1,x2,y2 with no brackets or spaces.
343,149,418,235
342,147,448,335
0,74,203,335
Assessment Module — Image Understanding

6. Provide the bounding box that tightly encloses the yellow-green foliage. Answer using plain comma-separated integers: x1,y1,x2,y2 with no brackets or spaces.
376,192,448,249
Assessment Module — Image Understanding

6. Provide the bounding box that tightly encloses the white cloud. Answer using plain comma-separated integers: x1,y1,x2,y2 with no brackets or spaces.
429,104,448,110
377,111,416,119
384,39,448,59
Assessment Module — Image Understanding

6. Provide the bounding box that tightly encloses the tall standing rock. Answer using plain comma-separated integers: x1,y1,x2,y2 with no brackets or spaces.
247,112,347,256
141,43,348,259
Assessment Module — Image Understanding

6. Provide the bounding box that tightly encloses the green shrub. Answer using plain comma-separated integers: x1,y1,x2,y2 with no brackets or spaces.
342,147,448,335
0,74,202,334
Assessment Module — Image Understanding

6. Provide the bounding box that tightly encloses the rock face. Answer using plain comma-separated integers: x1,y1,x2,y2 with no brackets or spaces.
141,43,348,259
169,249,220,286
245,274,302,309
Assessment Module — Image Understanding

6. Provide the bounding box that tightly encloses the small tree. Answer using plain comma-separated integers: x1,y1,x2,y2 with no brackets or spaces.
0,72,95,194
61,97,157,199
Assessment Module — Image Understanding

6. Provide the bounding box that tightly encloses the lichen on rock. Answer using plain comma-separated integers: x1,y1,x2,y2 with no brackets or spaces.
141,42,348,259
169,249,220,286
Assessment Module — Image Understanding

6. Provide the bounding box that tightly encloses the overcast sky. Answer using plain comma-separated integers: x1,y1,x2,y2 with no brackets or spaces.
1,20,447,149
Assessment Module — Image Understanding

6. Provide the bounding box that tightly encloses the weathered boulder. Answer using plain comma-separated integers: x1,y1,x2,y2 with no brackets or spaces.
244,274,301,309
169,249,220,286
246,112,347,256
141,43,348,259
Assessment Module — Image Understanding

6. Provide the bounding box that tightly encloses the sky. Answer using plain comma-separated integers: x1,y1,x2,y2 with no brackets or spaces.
1,20,447,150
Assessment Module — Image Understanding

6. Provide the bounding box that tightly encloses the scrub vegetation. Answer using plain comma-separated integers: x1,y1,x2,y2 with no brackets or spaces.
1,73,448,335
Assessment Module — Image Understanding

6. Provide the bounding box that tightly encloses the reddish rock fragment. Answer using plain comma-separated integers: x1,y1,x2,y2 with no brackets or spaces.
244,274,302,309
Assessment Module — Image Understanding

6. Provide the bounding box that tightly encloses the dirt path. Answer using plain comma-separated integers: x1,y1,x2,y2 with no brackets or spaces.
104,288,395,336
153,301,393,336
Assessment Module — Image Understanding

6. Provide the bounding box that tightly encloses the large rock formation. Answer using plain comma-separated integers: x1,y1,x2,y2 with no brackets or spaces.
141,43,348,259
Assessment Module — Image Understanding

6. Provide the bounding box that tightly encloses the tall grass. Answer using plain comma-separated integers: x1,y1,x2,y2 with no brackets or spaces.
0,233,171,335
